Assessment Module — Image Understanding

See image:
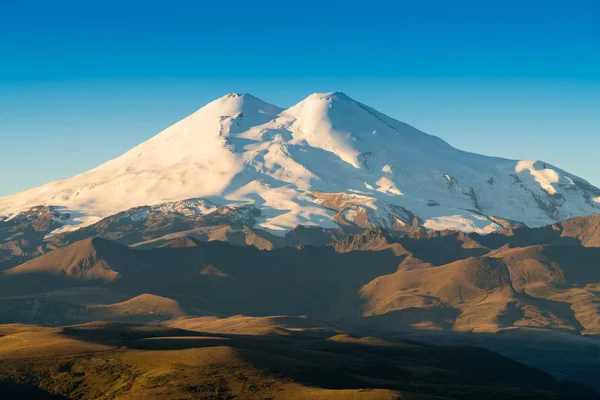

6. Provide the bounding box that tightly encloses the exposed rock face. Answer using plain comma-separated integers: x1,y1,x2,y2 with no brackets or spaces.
0,206,70,269
0,200,265,270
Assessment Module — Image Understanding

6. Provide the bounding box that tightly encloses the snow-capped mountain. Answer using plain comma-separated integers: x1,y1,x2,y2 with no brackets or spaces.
1,92,599,235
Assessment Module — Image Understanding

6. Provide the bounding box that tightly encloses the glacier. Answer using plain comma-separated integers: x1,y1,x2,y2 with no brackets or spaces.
1,91,599,235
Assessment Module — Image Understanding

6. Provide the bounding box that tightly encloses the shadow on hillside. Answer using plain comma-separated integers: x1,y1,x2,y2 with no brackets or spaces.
355,307,461,332
514,294,585,333
395,328,600,395
58,322,597,400
399,235,490,265
0,381,68,399
470,227,583,250
0,244,404,319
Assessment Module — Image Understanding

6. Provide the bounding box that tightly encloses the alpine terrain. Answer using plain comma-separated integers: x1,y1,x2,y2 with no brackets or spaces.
2,93,600,399
1,92,599,238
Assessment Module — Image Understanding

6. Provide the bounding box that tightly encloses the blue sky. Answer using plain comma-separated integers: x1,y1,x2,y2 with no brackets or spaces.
1,0,599,196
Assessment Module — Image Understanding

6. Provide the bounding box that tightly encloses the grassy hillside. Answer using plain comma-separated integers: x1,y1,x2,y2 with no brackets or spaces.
0,323,594,400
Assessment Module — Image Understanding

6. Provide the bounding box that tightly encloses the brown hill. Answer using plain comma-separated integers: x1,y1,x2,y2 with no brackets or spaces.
554,214,600,247
359,243,600,335
167,314,336,336
487,244,600,335
489,244,600,287
359,256,515,332
83,293,186,323
2,237,142,283
3,236,600,335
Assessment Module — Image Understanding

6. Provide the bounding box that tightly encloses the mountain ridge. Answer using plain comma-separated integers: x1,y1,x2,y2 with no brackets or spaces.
2,92,599,237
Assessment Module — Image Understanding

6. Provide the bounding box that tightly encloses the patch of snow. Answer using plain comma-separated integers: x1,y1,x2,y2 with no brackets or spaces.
45,215,103,238
342,207,359,222
3,212,17,222
364,182,375,190
117,209,150,223
423,215,500,234
515,160,560,195
375,177,403,195
113,198,219,223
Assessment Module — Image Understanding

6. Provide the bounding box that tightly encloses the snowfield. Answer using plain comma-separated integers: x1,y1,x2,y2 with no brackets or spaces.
1,92,599,235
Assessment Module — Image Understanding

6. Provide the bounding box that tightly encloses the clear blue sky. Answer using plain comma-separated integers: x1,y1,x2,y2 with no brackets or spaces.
1,0,599,196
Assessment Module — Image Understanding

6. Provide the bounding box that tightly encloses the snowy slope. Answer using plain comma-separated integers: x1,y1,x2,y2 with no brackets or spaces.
1,92,599,235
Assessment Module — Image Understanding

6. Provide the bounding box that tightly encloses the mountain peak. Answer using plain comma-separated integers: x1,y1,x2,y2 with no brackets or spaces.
224,92,247,97
1,92,599,237
300,91,354,104
219,92,261,102
199,92,282,118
